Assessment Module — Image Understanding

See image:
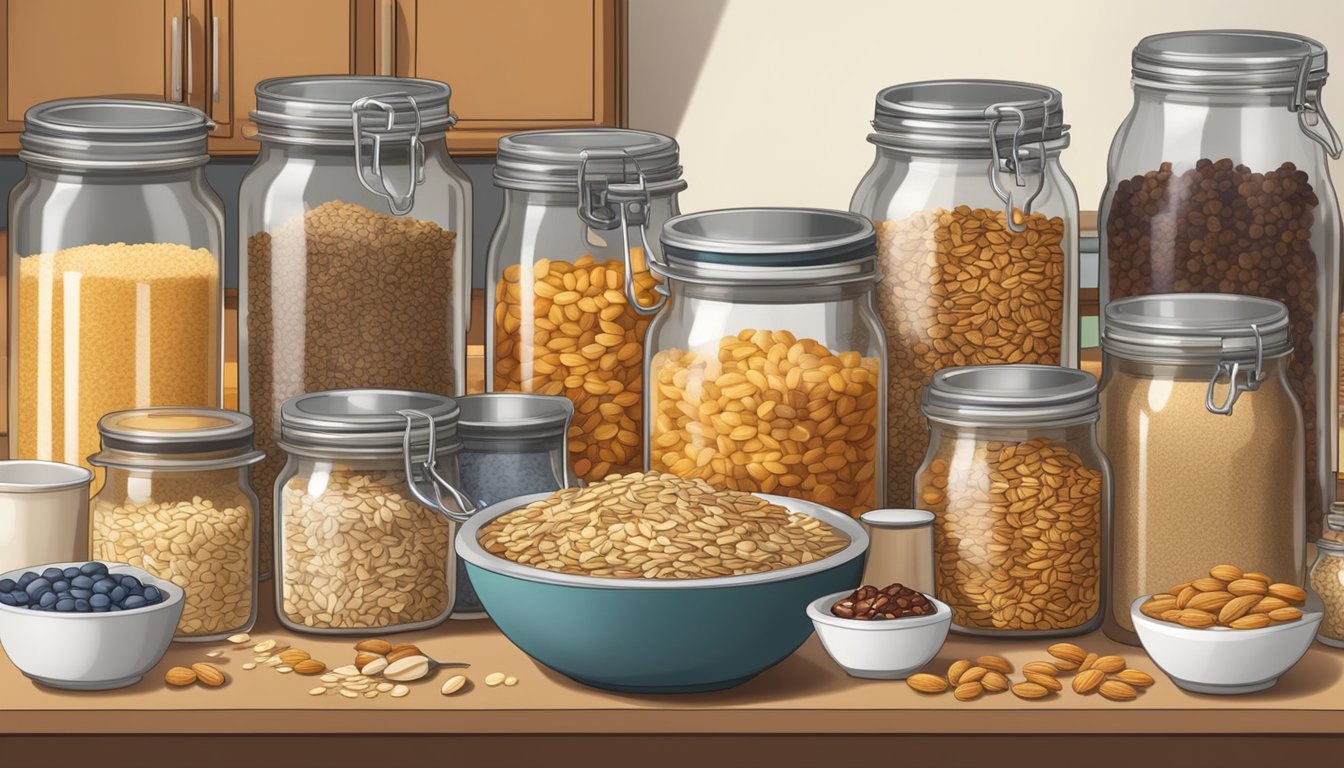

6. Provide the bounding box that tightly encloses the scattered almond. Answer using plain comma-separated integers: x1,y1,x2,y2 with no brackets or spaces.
1092,655,1125,674
1024,671,1062,692
332,665,360,676
354,651,384,669
390,684,410,698
354,639,393,655
958,666,989,685
278,649,311,665
1011,682,1051,700
485,672,507,687
386,646,423,664
504,676,518,687
242,662,257,671
253,640,279,653
308,687,326,696
1115,669,1155,688
953,682,984,701
360,657,389,676
165,666,197,686
1046,643,1086,664
441,675,468,695
294,660,327,675
946,659,973,686
1078,652,1100,672
227,632,251,644
1098,680,1137,701
1072,669,1105,694
1022,661,1059,677
192,663,226,687
981,671,1010,693
906,674,949,694
384,655,432,682
975,655,1013,675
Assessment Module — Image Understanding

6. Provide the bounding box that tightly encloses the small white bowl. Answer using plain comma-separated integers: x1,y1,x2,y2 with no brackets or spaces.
0,562,185,690
1130,595,1323,695
807,589,951,679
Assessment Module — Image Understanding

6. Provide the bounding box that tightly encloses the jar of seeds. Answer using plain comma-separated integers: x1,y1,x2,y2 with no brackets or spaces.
917,365,1107,637
850,80,1080,510
274,389,477,635
1308,503,1344,647
451,393,577,618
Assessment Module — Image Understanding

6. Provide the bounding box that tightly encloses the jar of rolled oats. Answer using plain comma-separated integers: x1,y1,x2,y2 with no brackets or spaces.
273,389,476,635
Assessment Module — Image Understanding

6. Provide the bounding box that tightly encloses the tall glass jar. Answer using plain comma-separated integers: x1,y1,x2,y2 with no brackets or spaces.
451,393,577,619
1308,503,1344,647
1099,31,1341,540
240,76,471,578
917,365,1107,636
1100,294,1305,645
274,389,476,635
8,99,224,485
88,408,262,641
487,129,686,483
850,80,1080,510
644,208,886,517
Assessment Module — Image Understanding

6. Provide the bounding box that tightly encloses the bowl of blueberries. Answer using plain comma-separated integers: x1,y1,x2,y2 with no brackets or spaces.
0,561,183,690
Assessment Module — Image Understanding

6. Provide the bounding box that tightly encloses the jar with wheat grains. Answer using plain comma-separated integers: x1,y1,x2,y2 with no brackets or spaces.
850,80,1080,510
487,129,686,485
1099,31,1342,540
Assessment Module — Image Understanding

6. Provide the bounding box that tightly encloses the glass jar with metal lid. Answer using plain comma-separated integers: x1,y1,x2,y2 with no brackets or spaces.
274,389,476,634
88,408,263,641
1099,30,1341,542
849,80,1080,511
487,128,686,484
239,76,472,580
1308,502,1344,647
450,393,578,618
644,208,886,517
916,365,1107,636
1100,294,1305,645
8,99,224,487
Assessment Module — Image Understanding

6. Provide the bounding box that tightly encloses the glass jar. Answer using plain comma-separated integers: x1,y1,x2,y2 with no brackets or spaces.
8,99,224,485
1309,504,1344,647
644,208,886,516
850,80,1080,510
1099,31,1341,541
88,408,262,641
858,508,935,596
917,365,1107,636
240,76,471,579
1100,294,1305,645
487,129,686,483
274,389,476,635
451,393,577,618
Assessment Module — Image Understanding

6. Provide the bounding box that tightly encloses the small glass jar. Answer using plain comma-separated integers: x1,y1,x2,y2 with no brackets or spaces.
1100,294,1305,645
917,365,1107,636
487,129,686,483
451,393,577,618
850,80,1080,510
1308,503,1344,647
88,408,262,642
240,76,471,579
8,99,224,484
858,508,935,596
1099,31,1342,540
274,389,476,635
644,208,887,516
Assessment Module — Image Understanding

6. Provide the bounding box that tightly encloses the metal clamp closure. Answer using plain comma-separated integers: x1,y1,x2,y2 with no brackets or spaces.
1205,323,1266,415
398,409,477,523
577,148,667,315
352,94,426,215
986,102,1048,233
1291,49,1343,160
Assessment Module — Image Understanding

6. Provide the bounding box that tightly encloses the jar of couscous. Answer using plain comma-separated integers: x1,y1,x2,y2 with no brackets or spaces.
644,208,887,517
487,129,686,483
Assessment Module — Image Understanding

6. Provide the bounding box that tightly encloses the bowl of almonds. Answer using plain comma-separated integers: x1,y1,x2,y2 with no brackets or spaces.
1130,564,1323,694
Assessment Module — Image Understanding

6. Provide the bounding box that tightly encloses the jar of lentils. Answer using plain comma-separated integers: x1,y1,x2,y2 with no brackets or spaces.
487,129,686,483
89,408,263,642
645,208,887,517
917,365,1107,636
274,389,476,634
1100,31,1342,540
850,80,1080,510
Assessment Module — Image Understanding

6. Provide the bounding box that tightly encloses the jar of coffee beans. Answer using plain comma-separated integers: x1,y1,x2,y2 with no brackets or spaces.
487,129,686,485
850,80,1080,511
1100,31,1342,540
917,365,1107,637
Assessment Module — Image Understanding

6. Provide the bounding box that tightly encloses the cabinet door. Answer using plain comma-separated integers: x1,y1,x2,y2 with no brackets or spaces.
207,0,373,154
395,0,626,155
0,0,186,150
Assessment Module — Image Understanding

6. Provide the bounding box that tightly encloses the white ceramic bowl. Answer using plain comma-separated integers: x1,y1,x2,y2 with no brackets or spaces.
1130,595,1323,694
807,589,951,679
0,562,184,690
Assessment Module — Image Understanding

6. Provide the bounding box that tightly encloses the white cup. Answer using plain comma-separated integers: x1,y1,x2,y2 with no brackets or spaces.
0,461,95,574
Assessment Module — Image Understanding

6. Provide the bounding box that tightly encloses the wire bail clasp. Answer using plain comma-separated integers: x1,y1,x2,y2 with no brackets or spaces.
1291,46,1343,160
397,409,477,523
352,93,428,215
1205,323,1266,416
576,148,667,315
986,101,1048,233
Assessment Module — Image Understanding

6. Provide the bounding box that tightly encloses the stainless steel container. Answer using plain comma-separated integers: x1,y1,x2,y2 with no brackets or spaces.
858,508,935,595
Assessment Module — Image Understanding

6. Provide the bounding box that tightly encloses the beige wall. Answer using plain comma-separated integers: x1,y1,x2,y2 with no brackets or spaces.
628,0,1344,214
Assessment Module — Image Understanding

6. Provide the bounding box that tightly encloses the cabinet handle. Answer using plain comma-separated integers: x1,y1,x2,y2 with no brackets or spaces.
212,15,220,103
186,17,193,100
170,16,182,101
378,0,392,76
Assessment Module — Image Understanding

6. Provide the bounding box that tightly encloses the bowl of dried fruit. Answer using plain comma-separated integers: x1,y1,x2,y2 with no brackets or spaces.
807,583,951,679
456,471,868,693
0,561,184,690
1130,565,1323,695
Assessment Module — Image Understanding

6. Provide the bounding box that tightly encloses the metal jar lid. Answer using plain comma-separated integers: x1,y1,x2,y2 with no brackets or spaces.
19,98,212,171
869,80,1068,155
456,393,573,446
860,508,935,530
921,365,1100,428
278,389,461,455
89,408,263,471
493,128,683,193
655,208,879,288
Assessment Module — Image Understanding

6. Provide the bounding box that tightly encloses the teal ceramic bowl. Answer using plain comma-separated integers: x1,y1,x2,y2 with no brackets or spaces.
457,492,868,693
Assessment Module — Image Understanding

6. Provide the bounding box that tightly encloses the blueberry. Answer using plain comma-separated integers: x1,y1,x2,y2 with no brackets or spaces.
0,593,15,606
74,598,89,611
109,604,123,612
38,591,57,609
55,598,75,612
71,575,93,590
62,566,80,579
12,591,28,606
109,586,127,603
142,586,162,604
93,578,116,595
25,578,51,597
17,572,36,588
128,585,144,598
41,567,63,580
80,561,109,576
119,575,140,589
89,593,110,610
0,578,15,593
51,580,70,594
122,595,147,610
69,588,92,600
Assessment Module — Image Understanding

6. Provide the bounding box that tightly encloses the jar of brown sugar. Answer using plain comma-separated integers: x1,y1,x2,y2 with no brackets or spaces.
1099,31,1341,541
1100,294,1305,645
850,80,1081,511
917,364,1107,637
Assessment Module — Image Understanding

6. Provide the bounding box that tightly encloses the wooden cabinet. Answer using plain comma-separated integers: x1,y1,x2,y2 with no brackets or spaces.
0,0,625,155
